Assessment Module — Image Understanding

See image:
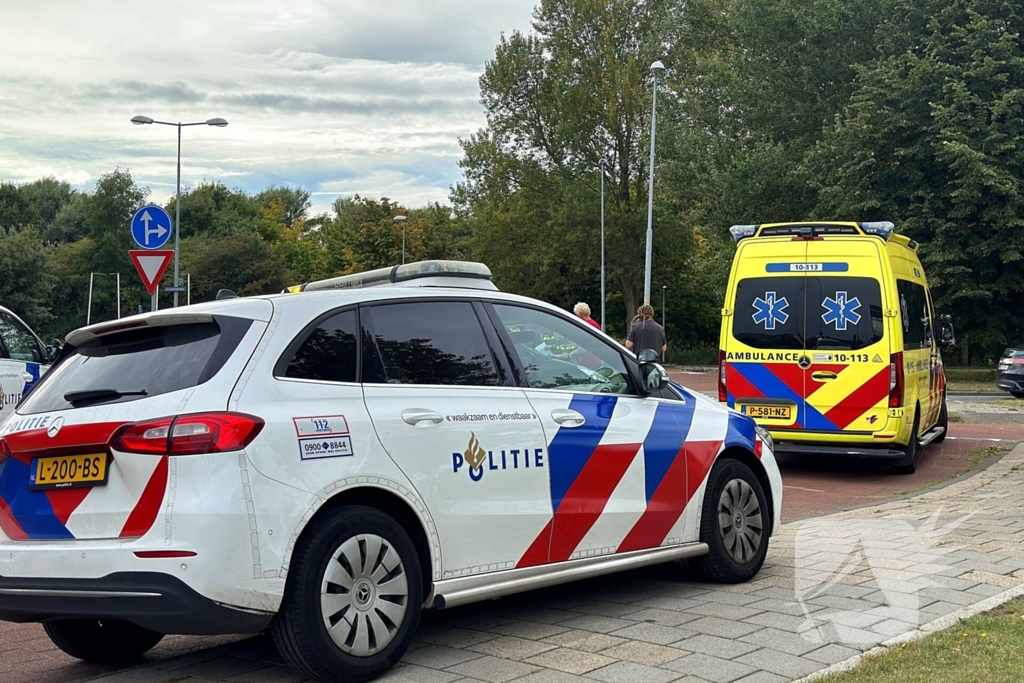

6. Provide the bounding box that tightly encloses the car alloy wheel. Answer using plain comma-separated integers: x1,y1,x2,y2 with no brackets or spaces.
717,478,763,564
321,533,409,657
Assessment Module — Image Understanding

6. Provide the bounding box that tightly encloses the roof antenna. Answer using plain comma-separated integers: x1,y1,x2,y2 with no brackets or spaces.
215,289,238,300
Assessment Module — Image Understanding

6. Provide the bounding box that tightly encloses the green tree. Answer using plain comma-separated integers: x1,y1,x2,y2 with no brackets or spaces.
0,182,39,233
0,227,54,329
455,0,687,326
805,0,1024,361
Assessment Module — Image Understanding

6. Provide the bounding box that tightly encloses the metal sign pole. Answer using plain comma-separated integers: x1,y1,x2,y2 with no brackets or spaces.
187,273,191,305
152,291,158,312
116,273,121,319
87,273,94,325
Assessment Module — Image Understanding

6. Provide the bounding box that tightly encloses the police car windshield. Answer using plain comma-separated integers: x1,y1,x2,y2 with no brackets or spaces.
734,276,884,351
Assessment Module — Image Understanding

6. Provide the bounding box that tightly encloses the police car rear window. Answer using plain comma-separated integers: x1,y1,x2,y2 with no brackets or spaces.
17,317,252,414
733,277,884,351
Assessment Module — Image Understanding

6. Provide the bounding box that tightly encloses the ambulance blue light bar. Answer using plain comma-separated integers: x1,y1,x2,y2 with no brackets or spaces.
292,260,496,292
860,222,895,240
729,225,758,242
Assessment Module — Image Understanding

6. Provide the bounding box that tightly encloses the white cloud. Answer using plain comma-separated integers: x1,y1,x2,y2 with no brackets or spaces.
0,0,536,210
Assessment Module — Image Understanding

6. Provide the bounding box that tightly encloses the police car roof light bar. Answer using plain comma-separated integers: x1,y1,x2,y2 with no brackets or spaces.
729,225,758,242
297,260,494,293
860,221,894,240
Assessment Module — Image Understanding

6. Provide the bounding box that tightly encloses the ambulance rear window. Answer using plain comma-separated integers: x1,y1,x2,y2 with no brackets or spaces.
733,276,884,351
732,277,805,350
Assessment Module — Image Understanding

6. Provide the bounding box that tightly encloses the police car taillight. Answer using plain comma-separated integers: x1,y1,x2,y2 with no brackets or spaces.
718,350,727,403
889,352,904,408
111,413,264,456
0,438,9,465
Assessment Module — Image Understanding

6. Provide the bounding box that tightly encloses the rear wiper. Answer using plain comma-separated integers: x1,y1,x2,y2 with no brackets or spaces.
64,388,148,405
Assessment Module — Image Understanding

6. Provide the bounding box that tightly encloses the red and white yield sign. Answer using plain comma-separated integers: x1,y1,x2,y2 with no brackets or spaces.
129,250,174,295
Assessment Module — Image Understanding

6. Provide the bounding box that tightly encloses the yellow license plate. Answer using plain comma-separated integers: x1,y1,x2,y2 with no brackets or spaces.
743,405,793,420
30,454,109,490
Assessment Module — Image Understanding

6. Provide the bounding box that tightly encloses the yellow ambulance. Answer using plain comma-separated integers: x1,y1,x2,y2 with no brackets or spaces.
718,222,956,473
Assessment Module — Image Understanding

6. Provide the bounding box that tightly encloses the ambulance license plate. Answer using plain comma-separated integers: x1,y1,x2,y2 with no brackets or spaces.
743,405,793,421
29,454,109,490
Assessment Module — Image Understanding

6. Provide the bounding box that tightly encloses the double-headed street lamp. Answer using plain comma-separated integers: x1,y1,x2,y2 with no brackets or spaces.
393,215,407,264
131,115,228,307
643,60,665,306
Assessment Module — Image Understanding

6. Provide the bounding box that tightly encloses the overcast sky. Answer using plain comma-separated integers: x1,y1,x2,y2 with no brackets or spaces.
0,0,536,215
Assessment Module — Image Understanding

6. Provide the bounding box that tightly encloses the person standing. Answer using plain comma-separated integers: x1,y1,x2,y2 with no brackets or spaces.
625,304,666,357
574,302,601,330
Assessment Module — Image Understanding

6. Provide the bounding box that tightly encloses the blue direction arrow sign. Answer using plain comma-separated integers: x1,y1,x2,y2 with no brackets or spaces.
130,206,172,250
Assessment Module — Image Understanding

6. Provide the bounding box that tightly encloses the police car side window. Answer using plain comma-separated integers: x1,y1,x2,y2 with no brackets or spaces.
282,309,358,383
0,313,42,363
361,302,500,386
491,304,632,395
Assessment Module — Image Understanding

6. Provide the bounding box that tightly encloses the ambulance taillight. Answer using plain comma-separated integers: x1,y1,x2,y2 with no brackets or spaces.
718,350,727,403
889,352,904,408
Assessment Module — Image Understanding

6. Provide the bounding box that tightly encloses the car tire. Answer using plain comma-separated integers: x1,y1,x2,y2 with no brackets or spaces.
43,619,163,663
933,399,948,443
690,458,770,583
272,506,423,683
892,409,920,474
1012,391,1024,399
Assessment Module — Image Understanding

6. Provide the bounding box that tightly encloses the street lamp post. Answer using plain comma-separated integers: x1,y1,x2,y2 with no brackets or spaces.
598,159,607,333
131,115,228,307
643,60,665,306
393,215,407,264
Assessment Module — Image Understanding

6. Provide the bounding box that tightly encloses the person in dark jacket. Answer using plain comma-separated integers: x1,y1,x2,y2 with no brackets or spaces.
625,304,666,357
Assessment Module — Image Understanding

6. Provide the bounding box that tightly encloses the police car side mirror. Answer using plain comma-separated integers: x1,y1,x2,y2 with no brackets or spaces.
637,348,660,363
46,339,61,362
639,362,666,394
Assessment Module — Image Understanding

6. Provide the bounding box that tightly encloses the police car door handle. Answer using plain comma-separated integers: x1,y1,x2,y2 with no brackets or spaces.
401,409,444,426
551,409,586,427
811,371,838,381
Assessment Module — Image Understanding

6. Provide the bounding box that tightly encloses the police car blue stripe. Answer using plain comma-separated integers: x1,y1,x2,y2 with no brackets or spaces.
641,401,693,504
548,394,617,512
0,458,73,540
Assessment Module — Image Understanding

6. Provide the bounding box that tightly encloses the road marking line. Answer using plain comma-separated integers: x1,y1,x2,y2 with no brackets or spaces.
946,437,1016,442
784,485,827,493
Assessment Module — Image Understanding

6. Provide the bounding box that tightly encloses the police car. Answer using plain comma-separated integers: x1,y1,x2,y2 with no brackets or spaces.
0,305,56,425
0,261,781,683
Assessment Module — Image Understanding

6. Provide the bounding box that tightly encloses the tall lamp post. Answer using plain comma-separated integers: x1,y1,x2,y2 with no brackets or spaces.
598,159,607,332
393,215,407,264
643,60,665,306
131,115,228,307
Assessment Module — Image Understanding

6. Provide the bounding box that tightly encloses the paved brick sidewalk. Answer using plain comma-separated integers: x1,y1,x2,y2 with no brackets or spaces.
59,443,1024,682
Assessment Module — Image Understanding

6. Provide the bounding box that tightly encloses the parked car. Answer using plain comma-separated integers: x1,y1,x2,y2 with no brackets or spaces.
0,260,781,683
718,221,956,473
997,346,1024,398
0,305,57,424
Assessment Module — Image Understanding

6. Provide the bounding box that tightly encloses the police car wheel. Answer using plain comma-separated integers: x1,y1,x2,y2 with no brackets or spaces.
892,410,920,474
273,506,422,683
1012,391,1024,399
43,619,163,663
690,459,769,583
